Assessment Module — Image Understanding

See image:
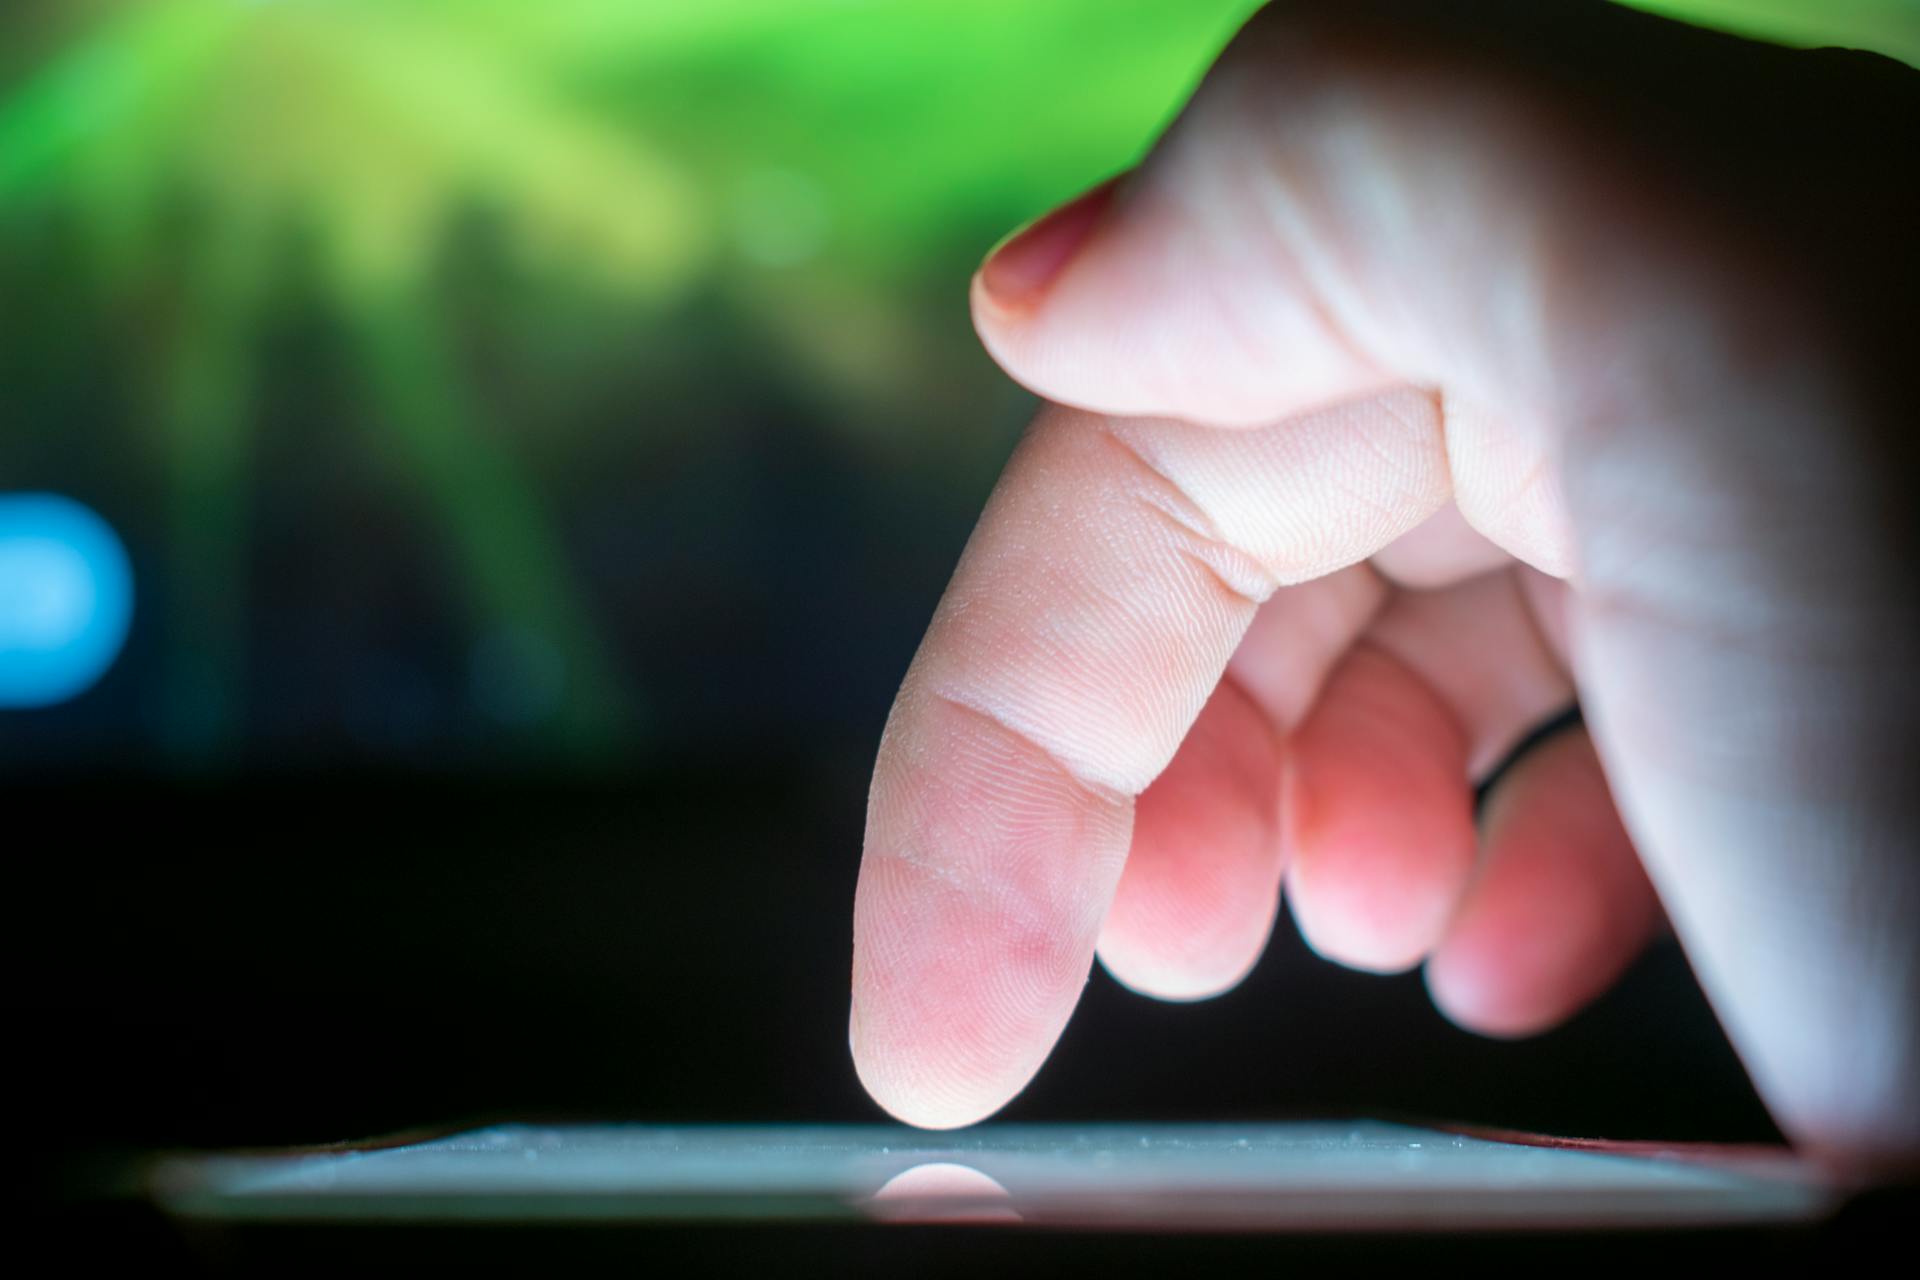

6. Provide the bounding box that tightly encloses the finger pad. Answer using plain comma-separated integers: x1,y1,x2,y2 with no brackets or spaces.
852,693,1132,1127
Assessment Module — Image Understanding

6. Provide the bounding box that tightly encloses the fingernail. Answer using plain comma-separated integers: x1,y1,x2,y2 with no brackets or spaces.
978,176,1120,312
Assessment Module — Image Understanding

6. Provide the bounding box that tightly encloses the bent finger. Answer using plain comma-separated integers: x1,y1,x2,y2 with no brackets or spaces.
1096,677,1284,1001
1283,643,1476,973
1426,727,1659,1037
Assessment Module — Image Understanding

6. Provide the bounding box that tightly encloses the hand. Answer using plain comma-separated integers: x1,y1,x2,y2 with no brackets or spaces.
849,0,1918,1173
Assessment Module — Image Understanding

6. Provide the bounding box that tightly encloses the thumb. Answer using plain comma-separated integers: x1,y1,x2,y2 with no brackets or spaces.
972,0,1920,1171
973,0,1561,429
974,0,1909,434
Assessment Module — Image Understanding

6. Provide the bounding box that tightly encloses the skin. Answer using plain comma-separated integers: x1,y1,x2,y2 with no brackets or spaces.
849,0,1919,1174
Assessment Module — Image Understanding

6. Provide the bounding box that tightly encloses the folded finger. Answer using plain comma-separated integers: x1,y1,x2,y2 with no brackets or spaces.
1427,727,1659,1037
1096,677,1284,1001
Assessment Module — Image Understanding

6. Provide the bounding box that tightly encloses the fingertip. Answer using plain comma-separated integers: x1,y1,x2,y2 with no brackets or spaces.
1424,944,1560,1040
849,1026,1014,1131
975,176,1123,317
967,269,1056,406
847,869,1087,1133
848,926,1041,1133
968,157,1381,428
1097,934,1265,1003
1284,879,1438,975
969,179,1128,417
851,687,1138,1133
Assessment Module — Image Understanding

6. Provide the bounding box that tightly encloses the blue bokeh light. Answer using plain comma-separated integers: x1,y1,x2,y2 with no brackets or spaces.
0,494,134,708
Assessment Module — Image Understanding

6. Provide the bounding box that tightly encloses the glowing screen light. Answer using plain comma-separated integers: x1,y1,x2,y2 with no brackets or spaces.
0,494,134,708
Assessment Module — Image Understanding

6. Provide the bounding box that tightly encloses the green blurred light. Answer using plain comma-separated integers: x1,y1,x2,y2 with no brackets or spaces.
1,0,1912,758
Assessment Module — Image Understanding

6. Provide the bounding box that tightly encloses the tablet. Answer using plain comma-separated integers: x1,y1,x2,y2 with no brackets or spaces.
150,1120,1829,1232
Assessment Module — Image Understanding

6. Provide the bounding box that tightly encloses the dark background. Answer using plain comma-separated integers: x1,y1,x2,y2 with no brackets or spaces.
22,762,1773,1173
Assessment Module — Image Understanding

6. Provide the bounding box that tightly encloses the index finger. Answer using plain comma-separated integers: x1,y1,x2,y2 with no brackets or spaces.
851,391,1448,1127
